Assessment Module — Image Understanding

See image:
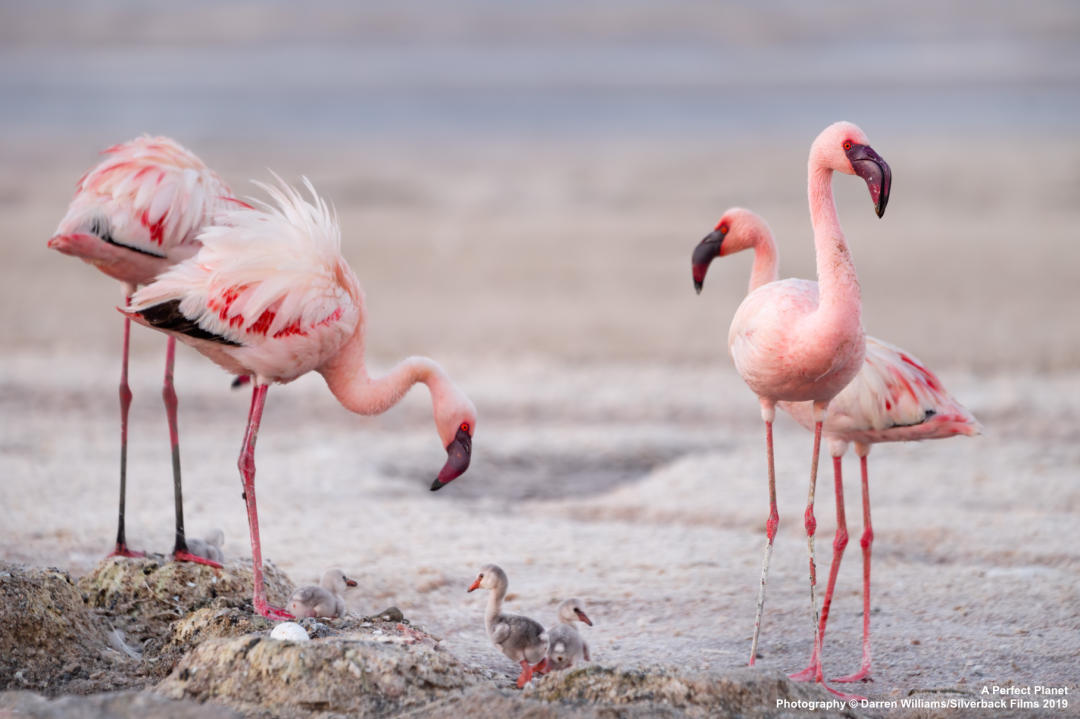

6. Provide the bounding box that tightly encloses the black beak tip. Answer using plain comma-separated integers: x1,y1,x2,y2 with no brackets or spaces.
875,201,887,218
694,280,703,295
430,478,445,492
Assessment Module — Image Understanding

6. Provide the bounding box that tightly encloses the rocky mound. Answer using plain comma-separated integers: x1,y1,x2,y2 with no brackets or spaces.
77,555,295,651
0,563,135,695
0,690,242,719
155,635,481,718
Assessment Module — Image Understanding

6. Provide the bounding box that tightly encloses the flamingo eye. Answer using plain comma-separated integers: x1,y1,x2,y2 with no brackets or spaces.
843,141,853,150
460,423,470,433
720,225,728,234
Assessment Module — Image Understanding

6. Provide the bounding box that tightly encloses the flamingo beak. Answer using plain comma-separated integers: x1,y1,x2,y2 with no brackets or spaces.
845,144,891,218
575,609,593,626
344,577,358,587
692,230,724,294
430,427,472,491
467,577,482,592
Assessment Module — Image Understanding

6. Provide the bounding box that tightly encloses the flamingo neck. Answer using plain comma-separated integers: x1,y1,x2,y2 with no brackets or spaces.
485,584,506,634
747,224,780,294
808,159,861,322
317,323,447,417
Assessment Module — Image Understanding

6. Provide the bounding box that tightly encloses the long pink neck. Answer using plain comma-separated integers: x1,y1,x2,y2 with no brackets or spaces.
317,324,447,417
747,225,780,294
807,155,861,326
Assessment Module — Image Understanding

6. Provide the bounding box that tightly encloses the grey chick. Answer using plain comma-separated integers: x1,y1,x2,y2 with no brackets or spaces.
468,564,548,688
286,568,357,619
546,597,593,671
186,528,225,564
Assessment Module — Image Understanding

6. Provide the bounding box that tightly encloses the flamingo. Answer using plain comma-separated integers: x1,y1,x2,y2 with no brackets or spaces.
693,207,980,685
122,177,477,618
690,121,891,699
48,137,241,566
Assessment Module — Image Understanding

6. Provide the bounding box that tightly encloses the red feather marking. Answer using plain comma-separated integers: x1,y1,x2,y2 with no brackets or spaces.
885,400,892,411
140,209,167,245
273,319,307,339
248,310,276,336
899,353,942,392
316,306,344,327
207,285,246,322
221,196,255,210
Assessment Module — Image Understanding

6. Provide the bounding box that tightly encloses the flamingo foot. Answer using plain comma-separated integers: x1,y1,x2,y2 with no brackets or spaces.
820,682,866,703
516,659,534,689
833,664,873,683
532,657,550,675
787,665,817,682
253,597,294,620
172,549,223,569
107,544,144,559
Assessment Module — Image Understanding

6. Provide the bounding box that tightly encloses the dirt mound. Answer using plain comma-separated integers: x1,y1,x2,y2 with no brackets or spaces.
525,664,866,718
0,689,242,718
77,556,295,650
0,562,138,695
155,635,481,717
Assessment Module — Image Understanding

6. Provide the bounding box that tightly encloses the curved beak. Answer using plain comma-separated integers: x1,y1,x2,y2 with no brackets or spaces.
344,576,358,587
692,230,724,294
845,144,891,218
575,609,593,626
467,577,482,593
430,427,472,491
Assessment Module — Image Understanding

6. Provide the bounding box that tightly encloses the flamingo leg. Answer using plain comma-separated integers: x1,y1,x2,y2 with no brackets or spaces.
238,383,292,620
834,452,874,683
800,417,864,702
516,659,534,689
107,303,143,559
791,453,848,682
163,337,221,568
749,416,779,666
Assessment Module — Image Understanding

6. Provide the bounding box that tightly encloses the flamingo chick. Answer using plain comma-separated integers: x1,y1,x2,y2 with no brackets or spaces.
49,136,240,567
690,121,891,700
546,598,593,671
468,564,549,688
695,207,980,684
186,528,225,564
123,177,477,618
287,568,358,619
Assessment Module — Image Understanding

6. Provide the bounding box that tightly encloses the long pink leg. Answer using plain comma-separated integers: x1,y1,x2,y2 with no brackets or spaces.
834,451,873,683
748,406,779,666
516,659,534,689
239,383,292,619
791,453,848,681
107,302,143,559
800,412,864,701
163,337,221,568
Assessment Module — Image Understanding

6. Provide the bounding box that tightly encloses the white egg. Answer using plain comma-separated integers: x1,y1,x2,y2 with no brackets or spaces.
270,622,310,642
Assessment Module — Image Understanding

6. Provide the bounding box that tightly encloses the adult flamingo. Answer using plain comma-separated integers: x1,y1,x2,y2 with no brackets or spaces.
690,122,890,699
123,177,477,618
694,207,980,684
49,137,240,566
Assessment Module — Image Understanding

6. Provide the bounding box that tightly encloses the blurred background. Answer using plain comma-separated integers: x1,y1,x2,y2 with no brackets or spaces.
2,0,1078,369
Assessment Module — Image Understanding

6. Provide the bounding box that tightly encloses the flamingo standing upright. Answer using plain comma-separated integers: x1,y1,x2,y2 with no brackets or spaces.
690,122,891,699
123,177,477,618
693,207,980,685
49,137,241,566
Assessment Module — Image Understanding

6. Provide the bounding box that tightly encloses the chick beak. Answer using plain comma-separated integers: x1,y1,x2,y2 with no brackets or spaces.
467,577,482,593
575,609,593,626
344,577,358,588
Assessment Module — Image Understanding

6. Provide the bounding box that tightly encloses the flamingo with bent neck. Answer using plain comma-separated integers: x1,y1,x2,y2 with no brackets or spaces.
124,177,477,619
694,207,980,685
690,122,891,699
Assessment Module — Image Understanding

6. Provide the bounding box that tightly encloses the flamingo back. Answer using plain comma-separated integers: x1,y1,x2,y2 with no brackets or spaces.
781,336,981,445
54,137,237,265
127,177,362,383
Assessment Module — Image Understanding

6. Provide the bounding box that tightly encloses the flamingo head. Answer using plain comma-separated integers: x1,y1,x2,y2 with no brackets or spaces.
815,121,891,218
691,208,769,293
429,385,477,492
467,563,505,593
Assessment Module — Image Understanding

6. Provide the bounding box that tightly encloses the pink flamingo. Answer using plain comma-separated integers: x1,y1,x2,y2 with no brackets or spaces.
122,177,477,619
690,122,891,699
694,207,980,685
48,137,241,566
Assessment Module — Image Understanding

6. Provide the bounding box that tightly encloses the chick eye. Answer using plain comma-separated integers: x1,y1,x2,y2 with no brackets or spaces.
843,141,853,150
478,573,484,578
